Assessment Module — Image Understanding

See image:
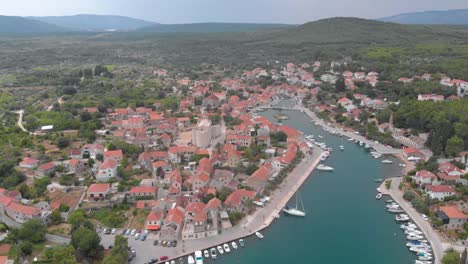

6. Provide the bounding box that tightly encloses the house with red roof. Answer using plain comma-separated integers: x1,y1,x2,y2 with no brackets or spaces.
224,189,256,213
0,195,44,224
277,125,300,138
87,183,110,201
37,162,56,177
19,157,40,169
210,169,234,191
417,94,444,102
425,185,456,200
413,170,437,186
145,211,163,231
66,158,84,174
104,149,123,163
81,143,105,159
160,206,185,240
168,170,183,195
182,201,219,240
437,205,468,230
402,147,425,161
96,159,118,182
245,163,273,193
129,186,156,200
122,117,144,129
438,162,464,177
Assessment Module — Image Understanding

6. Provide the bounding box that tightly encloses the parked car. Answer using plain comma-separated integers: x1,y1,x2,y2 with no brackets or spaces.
130,229,136,236
134,233,140,240
111,228,117,234
121,229,127,235
171,240,177,247
105,228,111,235
161,241,167,247
422,214,429,221
125,229,131,235
153,240,159,246
160,256,168,261
140,234,147,241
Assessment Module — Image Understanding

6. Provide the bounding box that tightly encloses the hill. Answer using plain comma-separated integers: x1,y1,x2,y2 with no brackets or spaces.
0,15,66,34
379,9,468,25
138,22,292,33
29,14,157,31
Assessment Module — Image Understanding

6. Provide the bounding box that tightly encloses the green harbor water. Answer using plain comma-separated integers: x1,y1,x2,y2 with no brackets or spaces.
213,107,415,264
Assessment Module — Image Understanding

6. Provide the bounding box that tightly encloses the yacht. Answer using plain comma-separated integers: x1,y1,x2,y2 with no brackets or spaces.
396,214,410,222
407,234,424,240
239,239,245,247
194,251,203,264
283,192,306,217
223,243,230,253
210,248,217,259
217,245,224,254
255,232,264,239
231,241,238,250
401,223,417,230
203,250,209,259
317,164,334,171
376,193,382,199
382,160,393,164
405,229,423,235
188,255,195,264
389,208,405,214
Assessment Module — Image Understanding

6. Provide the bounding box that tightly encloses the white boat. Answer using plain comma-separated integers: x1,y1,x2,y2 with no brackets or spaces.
415,260,433,264
396,215,411,222
407,234,424,240
231,241,238,250
317,164,334,171
283,192,306,217
373,178,384,183
223,243,230,253
203,250,210,258
405,230,423,235
339,145,344,151
194,251,203,264
188,255,195,264
376,188,382,193
217,245,224,254
210,248,217,259
401,223,417,230
255,232,264,239
376,193,382,199
347,138,354,141
382,159,393,164
418,255,433,261
365,144,370,149
410,246,431,253
386,199,394,203
318,135,323,138
399,163,407,167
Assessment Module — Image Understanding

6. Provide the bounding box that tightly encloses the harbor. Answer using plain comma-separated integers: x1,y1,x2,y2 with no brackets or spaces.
218,105,414,264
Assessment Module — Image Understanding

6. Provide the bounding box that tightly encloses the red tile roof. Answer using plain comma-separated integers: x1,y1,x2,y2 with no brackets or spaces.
278,125,300,138
165,207,184,225
205,197,221,211
7,202,39,216
88,183,110,193
39,162,55,171
20,157,39,166
146,211,163,222
129,186,156,194
426,184,455,193
104,149,123,158
224,189,256,206
99,159,118,170
439,205,468,219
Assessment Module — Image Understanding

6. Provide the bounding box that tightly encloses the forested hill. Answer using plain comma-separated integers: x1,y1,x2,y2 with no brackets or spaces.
0,16,66,34
137,22,292,33
29,14,157,31
379,9,468,25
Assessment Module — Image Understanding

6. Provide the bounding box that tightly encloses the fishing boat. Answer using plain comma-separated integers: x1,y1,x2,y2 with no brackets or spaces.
231,241,238,250
373,178,384,183
210,248,217,259
203,250,209,258
283,192,306,217
223,243,230,253
382,159,393,164
317,164,334,171
376,193,382,199
255,232,264,239
239,239,245,247
217,245,224,254
188,255,195,264
194,251,203,264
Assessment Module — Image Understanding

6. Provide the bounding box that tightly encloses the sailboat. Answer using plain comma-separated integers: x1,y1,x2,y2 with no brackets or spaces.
283,192,306,217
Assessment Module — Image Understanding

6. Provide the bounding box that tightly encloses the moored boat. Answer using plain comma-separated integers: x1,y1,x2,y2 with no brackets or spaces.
376,193,382,199
231,241,238,250
217,245,224,254
382,159,393,164
255,232,264,239
317,164,334,171
283,192,306,217
239,239,245,247
194,251,203,264
188,255,195,264
223,243,230,253
210,248,217,259
203,250,209,259
373,178,384,183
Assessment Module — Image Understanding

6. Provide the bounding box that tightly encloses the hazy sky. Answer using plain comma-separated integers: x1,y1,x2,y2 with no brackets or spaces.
2,0,468,24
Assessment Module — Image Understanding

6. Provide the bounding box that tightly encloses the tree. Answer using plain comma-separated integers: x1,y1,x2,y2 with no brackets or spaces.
245,164,259,175
446,136,464,157
102,235,129,264
335,77,346,92
17,219,46,243
461,248,467,264
44,245,79,264
442,248,460,264
57,137,71,149
19,241,32,255
71,226,102,258
50,210,62,225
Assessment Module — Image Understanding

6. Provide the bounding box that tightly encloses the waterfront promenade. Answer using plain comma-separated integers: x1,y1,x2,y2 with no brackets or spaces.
101,149,325,263
380,177,448,264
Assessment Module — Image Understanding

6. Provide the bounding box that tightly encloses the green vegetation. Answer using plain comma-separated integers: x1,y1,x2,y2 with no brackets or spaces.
102,235,129,264
441,248,461,264
89,205,129,227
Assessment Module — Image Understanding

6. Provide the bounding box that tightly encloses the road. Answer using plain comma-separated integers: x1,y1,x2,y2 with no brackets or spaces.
386,177,449,264
100,149,324,263
13,110,30,134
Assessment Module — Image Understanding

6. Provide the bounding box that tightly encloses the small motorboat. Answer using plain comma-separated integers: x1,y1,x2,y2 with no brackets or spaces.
376,188,382,193
386,199,394,203
231,241,238,250
188,255,195,264
239,239,245,247
373,178,384,183
223,243,231,253
376,193,382,200
210,248,217,259
317,164,334,171
339,145,344,151
203,250,210,258
407,234,424,240
382,159,393,164
405,229,423,235
217,245,224,254
318,135,323,138
399,163,407,167
255,232,264,239
171,261,176,264
194,251,203,264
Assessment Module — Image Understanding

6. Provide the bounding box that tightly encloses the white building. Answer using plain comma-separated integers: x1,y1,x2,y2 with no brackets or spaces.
192,119,221,148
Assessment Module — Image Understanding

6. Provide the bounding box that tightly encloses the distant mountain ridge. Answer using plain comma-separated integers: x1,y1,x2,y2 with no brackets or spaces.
0,15,66,34
379,9,468,25
29,14,157,31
